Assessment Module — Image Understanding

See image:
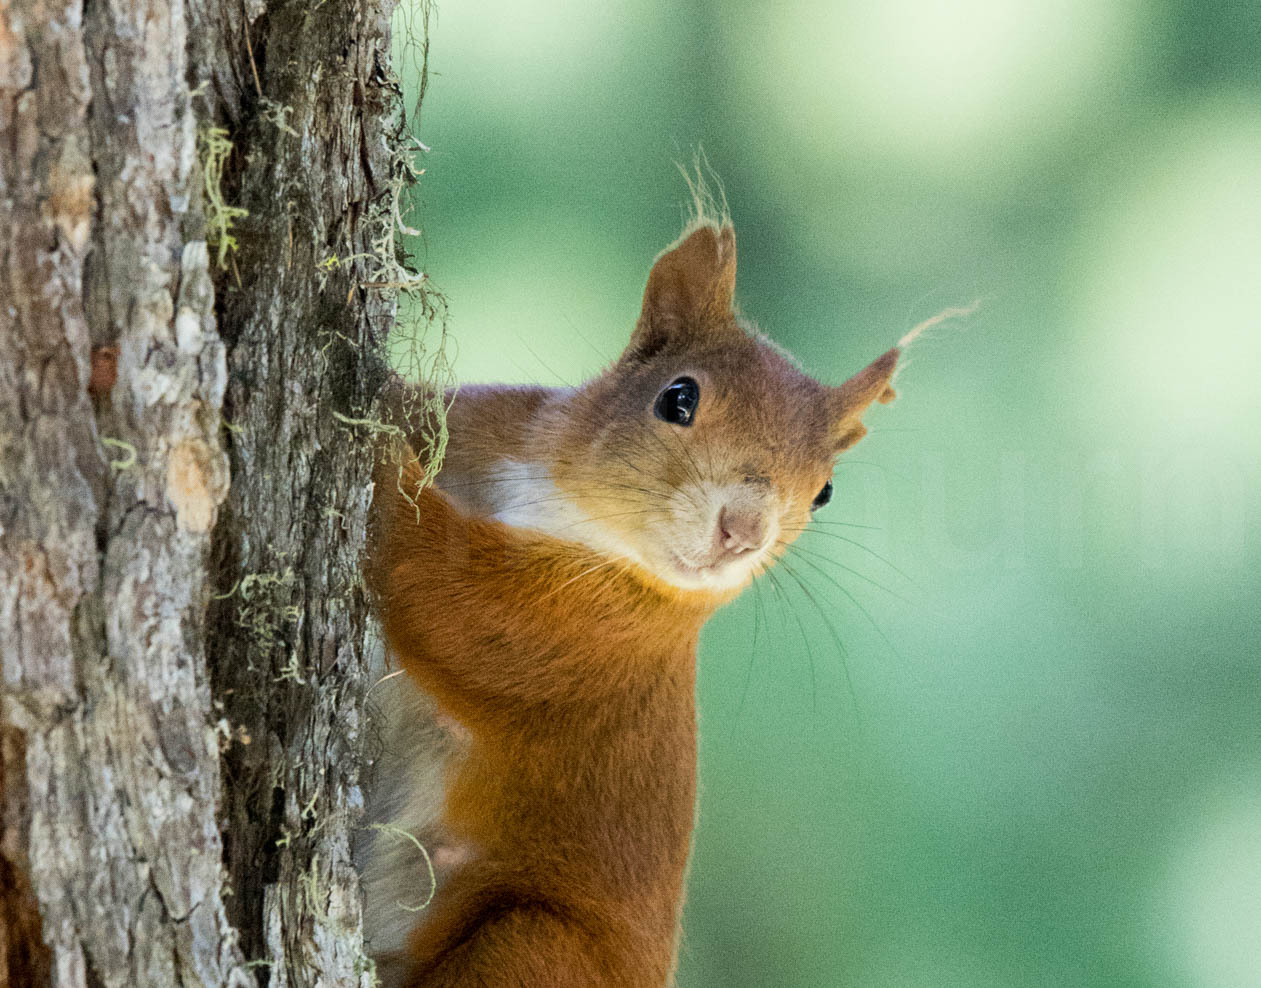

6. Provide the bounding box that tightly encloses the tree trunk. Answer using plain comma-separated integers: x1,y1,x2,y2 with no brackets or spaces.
0,0,429,980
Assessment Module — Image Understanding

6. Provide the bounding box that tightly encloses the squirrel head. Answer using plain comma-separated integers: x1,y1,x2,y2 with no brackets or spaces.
543,221,900,599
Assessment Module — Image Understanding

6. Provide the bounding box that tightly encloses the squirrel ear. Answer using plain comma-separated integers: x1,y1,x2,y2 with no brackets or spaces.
829,346,900,450
626,224,737,360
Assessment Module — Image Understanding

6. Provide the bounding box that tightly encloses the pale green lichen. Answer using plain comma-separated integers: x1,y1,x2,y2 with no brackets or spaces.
214,565,298,659
258,98,299,137
101,436,139,472
314,42,455,495
198,127,249,270
365,822,436,913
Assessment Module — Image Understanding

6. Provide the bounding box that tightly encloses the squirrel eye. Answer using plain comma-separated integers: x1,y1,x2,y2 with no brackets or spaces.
811,479,833,511
654,377,700,426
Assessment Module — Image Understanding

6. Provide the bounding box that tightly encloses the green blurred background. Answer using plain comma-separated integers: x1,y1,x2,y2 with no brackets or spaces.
391,1,1261,984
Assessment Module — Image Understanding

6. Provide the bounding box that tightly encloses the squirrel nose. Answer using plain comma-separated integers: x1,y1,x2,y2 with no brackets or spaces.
717,506,767,555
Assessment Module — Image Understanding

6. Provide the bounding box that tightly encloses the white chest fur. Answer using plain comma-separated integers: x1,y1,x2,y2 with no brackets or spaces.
461,457,651,572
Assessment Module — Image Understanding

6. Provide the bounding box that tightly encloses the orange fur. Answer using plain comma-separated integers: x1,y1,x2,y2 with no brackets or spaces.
366,219,902,986
370,472,710,986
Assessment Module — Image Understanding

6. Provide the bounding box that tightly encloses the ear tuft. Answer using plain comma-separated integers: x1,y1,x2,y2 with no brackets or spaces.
626,224,737,360
829,346,900,449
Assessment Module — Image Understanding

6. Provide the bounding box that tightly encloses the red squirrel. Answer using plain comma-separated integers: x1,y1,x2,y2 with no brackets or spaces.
360,211,902,987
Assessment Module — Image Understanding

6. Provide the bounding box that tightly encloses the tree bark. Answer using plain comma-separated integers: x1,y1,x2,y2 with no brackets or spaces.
0,0,425,979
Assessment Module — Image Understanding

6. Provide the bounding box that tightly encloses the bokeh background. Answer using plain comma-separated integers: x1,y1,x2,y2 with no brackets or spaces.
391,2,1261,984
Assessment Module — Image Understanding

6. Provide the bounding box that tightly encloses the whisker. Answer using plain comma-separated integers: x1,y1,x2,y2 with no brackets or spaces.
622,431,707,511
486,490,644,515
481,478,688,517
834,458,913,485
781,545,911,675
551,508,661,531
520,339,577,387
665,425,712,492
775,558,865,735
604,447,703,509
732,571,768,735
763,567,818,717
638,423,696,488
778,541,915,606
435,473,554,492
633,424,709,499
595,481,683,501
536,555,631,601
440,469,679,504
557,313,610,362
782,528,919,588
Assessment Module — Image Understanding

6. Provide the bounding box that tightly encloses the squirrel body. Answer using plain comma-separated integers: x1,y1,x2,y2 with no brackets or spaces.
362,217,901,986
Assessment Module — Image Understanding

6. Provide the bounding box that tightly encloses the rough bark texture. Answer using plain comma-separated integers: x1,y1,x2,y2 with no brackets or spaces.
203,0,404,982
0,0,418,978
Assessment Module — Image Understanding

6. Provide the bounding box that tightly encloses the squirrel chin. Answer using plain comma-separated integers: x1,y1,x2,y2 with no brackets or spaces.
612,551,754,608
663,549,758,593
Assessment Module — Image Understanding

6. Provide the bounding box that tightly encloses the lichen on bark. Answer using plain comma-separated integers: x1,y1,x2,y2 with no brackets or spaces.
0,0,437,980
